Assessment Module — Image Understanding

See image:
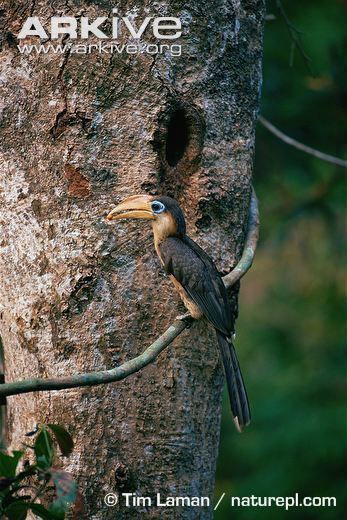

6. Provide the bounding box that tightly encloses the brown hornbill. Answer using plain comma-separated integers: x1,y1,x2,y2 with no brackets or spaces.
107,195,250,432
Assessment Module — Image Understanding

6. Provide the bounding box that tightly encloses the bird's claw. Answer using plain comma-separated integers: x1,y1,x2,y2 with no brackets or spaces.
176,312,193,328
176,311,191,321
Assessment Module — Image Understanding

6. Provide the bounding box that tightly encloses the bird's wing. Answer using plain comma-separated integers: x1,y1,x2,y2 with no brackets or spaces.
159,237,232,334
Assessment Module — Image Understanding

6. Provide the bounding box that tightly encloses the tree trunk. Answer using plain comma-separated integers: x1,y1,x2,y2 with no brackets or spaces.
0,1,264,518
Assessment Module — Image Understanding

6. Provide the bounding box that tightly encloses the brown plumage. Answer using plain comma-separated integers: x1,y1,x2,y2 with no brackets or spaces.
107,194,251,432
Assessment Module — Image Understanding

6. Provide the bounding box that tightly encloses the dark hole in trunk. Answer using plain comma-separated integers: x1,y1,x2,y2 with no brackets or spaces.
165,108,189,167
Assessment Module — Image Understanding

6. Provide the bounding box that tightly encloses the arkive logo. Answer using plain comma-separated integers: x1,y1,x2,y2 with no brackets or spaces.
17,8,183,57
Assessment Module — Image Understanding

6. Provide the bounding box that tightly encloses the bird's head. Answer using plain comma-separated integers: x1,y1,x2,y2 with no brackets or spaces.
106,194,186,239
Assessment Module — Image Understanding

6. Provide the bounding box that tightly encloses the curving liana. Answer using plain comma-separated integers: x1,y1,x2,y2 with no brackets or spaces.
107,195,251,432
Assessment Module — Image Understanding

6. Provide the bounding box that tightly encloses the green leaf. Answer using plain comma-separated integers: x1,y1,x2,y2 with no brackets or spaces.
34,427,54,469
3,500,30,520
46,502,65,520
36,455,49,469
47,425,73,457
0,452,23,478
0,476,14,492
12,466,37,484
30,503,65,520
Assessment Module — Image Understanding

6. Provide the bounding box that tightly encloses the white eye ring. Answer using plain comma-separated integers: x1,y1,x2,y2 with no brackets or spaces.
151,201,165,214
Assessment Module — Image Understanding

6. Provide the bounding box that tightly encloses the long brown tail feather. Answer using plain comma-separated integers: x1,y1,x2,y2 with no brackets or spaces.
216,330,251,432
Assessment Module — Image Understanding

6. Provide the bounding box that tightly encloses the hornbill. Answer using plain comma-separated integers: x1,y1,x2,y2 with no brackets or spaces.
107,195,251,432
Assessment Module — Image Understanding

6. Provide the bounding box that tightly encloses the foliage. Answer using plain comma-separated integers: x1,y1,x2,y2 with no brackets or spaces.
216,0,346,518
0,424,76,520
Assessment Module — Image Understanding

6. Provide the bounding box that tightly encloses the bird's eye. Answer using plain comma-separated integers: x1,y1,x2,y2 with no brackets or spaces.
151,201,165,214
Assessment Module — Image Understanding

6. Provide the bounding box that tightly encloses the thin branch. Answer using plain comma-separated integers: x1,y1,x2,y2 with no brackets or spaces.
0,320,189,398
259,116,347,169
0,191,259,398
223,188,259,287
275,0,313,75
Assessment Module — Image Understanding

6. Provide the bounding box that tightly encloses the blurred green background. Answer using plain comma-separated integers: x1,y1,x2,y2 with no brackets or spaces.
215,1,346,518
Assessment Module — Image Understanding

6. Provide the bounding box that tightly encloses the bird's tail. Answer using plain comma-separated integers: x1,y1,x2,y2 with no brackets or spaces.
216,330,251,432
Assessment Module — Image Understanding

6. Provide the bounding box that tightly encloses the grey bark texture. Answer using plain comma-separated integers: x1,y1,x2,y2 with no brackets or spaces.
0,0,264,518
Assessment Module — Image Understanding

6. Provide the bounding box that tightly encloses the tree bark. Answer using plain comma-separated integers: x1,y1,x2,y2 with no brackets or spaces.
0,1,264,518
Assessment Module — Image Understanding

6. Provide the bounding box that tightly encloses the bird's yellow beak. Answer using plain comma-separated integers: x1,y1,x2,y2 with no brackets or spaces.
106,194,155,221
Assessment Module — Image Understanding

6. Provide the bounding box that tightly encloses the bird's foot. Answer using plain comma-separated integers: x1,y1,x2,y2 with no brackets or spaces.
176,312,194,328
